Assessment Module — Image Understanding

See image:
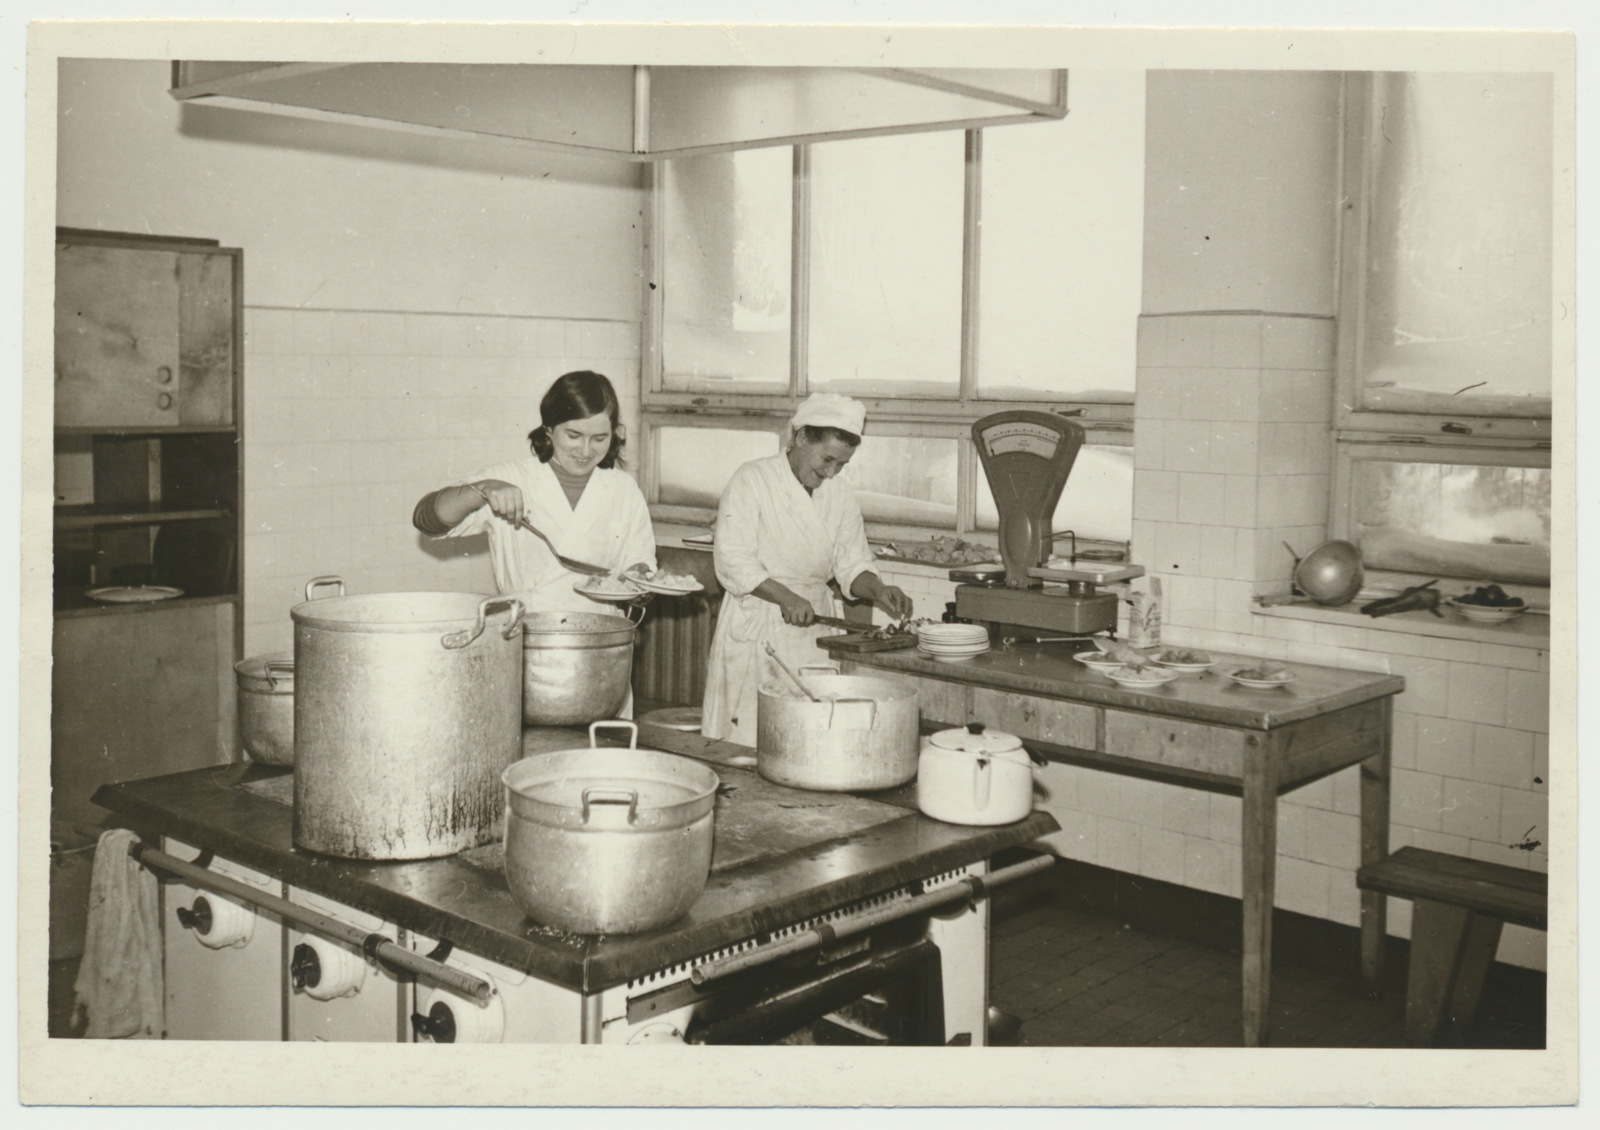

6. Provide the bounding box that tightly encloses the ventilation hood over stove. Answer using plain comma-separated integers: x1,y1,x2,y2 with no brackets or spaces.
170,63,1067,161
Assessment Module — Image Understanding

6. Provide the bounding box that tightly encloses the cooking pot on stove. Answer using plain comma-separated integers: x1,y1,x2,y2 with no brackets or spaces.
501,721,719,934
234,652,295,767
291,576,525,861
918,723,1039,826
518,609,635,726
756,663,919,791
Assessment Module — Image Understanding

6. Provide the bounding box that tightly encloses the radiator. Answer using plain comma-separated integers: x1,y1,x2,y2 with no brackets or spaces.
632,592,719,707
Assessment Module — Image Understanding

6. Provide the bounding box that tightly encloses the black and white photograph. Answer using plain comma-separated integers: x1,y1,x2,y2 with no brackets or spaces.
11,3,1583,1113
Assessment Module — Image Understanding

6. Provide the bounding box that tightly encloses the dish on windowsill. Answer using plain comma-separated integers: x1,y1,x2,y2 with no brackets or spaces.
86,585,184,604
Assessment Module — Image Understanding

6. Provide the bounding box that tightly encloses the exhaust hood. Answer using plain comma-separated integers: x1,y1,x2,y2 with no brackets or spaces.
170,62,1067,161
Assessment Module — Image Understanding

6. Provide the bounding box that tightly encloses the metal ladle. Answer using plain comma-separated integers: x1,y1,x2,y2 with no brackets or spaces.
764,643,820,703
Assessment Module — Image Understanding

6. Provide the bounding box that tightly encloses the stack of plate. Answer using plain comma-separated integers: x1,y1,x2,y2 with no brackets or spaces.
916,623,991,663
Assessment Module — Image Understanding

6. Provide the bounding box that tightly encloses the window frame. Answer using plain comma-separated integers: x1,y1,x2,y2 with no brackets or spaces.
1330,73,1553,591
639,127,1135,550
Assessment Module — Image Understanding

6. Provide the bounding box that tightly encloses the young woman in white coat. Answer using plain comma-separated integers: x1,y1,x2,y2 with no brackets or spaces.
701,393,913,748
413,370,656,614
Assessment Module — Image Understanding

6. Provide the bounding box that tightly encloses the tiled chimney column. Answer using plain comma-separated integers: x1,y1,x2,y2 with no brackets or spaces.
1131,312,1335,638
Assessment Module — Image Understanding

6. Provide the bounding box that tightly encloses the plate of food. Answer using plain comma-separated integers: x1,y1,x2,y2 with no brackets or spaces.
575,576,644,602
682,533,715,547
86,585,184,604
1104,665,1181,688
1150,647,1215,674
1226,662,1296,690
630,567,704,595
1448,584,1526,624
1074,651,1126,674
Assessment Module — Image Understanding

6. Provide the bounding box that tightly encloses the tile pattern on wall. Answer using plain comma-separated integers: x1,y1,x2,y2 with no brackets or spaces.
241,307,641,656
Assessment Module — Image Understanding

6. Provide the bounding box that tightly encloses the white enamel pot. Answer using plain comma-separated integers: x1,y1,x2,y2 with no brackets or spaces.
917,723,1038,826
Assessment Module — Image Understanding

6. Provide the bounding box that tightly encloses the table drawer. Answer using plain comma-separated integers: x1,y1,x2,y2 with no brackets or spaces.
1101,709,1252,777
970,688,1097,750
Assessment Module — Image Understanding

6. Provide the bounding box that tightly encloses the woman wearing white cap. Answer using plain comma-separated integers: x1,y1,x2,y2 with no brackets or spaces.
701,393,913,747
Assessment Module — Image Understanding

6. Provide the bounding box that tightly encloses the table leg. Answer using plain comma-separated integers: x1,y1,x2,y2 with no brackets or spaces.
1240,733,1279,1047
1359,696,1394,996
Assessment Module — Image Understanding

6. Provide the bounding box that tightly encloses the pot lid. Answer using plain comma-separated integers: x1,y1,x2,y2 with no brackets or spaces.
234,652,295,692
928,722,1024,756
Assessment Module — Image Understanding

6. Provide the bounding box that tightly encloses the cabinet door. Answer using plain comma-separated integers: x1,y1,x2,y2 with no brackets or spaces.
55,244,181,427
54,244,235,427
51,602,237,831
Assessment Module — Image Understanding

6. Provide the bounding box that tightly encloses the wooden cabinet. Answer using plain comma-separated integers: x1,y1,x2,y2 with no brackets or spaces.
51,228,244,854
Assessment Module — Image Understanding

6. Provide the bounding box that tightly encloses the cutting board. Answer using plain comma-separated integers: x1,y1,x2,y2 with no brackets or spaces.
817,632,919,655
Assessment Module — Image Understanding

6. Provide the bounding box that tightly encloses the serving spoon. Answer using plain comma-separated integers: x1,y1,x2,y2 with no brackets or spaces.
514,516,610,577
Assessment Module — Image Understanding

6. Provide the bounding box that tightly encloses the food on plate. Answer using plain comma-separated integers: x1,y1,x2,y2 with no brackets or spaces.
1111,665,1162,679
635,567,700,589
1156,647,1212,665
874,536,998,566
1456,583,1524,608
1233,661,1291,681
580,577,643,597
1092,638,1151,669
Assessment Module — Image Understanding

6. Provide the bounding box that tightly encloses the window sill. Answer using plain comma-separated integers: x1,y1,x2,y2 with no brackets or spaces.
1252,602,1549,650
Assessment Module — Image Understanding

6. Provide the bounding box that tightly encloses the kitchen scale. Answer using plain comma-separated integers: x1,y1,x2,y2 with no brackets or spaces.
954,411,1143,637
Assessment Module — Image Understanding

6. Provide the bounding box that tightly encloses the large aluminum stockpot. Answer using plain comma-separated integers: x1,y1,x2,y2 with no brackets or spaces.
755,664,920,792
234,652,295,767
291,576,525,861
519,609,636,726
501,722,719,934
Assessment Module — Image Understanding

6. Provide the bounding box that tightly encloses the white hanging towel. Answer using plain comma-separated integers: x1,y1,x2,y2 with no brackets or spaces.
72,828,163,1039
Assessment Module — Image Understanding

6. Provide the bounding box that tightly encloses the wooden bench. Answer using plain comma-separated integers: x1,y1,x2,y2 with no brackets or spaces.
1357,846,1547,1045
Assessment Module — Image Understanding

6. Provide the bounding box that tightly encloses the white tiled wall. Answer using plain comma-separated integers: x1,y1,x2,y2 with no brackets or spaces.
241,306,641,656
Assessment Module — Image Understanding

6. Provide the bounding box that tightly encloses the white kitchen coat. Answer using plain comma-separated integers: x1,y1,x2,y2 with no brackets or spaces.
702,454,880,747
439,457,657,615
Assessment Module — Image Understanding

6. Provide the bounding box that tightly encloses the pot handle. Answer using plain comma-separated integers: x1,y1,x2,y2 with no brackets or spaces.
581,787,639,826
441,596,524,650
263,660,295,689
829,697,877,729
589,720,639,749
973,756,992,811
305,575,345,601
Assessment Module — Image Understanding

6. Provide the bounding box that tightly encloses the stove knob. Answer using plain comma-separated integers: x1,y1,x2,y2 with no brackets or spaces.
411,1002,457,1044
176,897,214,936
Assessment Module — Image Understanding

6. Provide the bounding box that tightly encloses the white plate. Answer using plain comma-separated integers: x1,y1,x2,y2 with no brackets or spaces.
1226,668,1297,690
1074,651,1124,672
1447,599,1525,624
919,646,990,658
1151,660,1215,674
86,585,184,604
920,648,989,664
1105,667,1180,688
917,628,990,643
574,580,643,602
682,533,715,547
633,577,704,596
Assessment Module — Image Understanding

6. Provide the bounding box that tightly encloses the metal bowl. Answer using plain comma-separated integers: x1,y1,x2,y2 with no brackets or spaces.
1294,540,1364,606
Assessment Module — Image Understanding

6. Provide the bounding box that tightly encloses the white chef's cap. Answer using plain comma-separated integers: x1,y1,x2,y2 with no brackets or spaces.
790,393,866,438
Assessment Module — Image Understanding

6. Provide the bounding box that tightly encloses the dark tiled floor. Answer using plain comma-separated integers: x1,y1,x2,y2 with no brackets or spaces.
987,869,1546,1049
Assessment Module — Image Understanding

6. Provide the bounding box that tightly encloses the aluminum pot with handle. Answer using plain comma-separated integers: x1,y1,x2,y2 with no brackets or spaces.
756,663,920,791
292,576,525,860
501,721,719,934
234,652,295,767
519,609,637,726
1283,540,1365,606
917,722,1040,826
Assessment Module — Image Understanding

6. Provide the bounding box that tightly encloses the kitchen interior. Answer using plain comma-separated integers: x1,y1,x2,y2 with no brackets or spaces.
42,54,1560,1065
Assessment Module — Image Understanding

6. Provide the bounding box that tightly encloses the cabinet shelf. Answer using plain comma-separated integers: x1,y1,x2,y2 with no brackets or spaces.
55,424,238,438
54,503,233,530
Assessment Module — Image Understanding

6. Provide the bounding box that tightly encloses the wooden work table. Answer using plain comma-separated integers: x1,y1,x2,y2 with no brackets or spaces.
819,638,1407,1047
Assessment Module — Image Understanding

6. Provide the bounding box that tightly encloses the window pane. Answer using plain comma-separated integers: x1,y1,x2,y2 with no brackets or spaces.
978,70,1143,403
661,149,791,390
841,436,959,528
808,132,963,396
975,444,1133,544
656,427,779,509
1361,73,1553,416
1352,459,1550,583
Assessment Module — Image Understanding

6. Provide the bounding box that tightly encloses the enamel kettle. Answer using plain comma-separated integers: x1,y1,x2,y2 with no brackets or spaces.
917,722,1042,826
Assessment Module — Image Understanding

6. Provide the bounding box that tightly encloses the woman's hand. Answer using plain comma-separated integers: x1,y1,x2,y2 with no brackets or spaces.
778,593,817,626
850,572,913,622
467,479,524,522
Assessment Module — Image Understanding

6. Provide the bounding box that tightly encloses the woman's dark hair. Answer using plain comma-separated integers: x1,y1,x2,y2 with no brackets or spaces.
794,424,861,449
528,370,626,468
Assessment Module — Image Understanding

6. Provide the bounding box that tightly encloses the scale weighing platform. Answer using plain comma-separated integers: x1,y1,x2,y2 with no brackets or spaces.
954,411,1143,637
